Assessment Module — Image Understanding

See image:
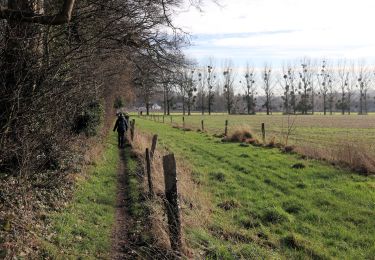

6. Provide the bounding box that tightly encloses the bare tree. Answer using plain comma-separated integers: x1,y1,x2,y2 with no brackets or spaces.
281,65,298,114
134,61,159,115
184,69,197,115
262,64,273,115
337,60,350,114
207,61,216,115
356,62,371,115
222,61,235,114
197,69,207,115
0,0,75,25
244,64,257,114
297,59,313,114
346,64,357,114
327,69,336,115
317,60,330,115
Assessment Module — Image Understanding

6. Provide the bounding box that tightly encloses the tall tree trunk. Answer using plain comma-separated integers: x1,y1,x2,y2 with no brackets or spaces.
163,86,167,115
348,93,351,115
247,89,251,114
359,90,363,115
341,92,345,115
1,0,37,145
182,96,185,115
208,92,211,115
201,93,204,115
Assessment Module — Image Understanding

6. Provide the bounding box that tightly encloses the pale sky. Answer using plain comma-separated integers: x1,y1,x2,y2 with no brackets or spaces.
174,0,375,68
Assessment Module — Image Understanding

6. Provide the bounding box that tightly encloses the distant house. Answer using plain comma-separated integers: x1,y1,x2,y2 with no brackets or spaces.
174,102,184,110
152,103,162,110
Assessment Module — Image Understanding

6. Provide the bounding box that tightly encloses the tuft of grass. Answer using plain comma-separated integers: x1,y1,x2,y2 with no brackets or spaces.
217,200,240,211
40,132,119,259
261,207,290,224
229,129,252,141
209,172,226,182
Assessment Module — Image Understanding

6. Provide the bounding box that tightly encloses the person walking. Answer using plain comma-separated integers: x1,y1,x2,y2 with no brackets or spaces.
113,113,128,148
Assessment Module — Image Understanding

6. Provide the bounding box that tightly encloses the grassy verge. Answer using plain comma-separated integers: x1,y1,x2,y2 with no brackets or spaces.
124,149,152,246
40,132,119,259
136,118,375,259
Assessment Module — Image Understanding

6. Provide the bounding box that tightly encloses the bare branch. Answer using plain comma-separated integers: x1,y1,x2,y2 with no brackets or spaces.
0,0,75,25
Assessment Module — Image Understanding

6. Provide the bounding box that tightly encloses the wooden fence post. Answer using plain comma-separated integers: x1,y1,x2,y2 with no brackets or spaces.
146,148,154,198
201,120,204,131
163,154,181,252
163,116,165,123
150,134,158,160
224,120,228,136
130,119,135,141
170,116,172,124
182,116,185,129
262,123,266,143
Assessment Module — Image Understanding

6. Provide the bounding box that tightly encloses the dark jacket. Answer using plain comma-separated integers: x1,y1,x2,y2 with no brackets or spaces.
113,116,128,133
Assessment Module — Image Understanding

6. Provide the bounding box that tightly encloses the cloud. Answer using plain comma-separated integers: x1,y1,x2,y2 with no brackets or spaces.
175,0,375,66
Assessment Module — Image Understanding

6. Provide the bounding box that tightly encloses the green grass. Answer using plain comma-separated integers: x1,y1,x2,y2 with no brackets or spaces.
139,113,375,157
40,132,119,259
136,117,375,259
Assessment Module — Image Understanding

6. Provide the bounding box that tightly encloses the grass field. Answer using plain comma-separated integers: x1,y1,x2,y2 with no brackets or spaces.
141,113,375,172
136,117,375,259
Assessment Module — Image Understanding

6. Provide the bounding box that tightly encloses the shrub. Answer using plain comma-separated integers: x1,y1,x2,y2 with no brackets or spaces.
73,101,103,136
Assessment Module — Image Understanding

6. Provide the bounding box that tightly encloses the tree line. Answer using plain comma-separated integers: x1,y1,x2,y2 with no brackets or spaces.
0,0,210,224
138,58,375,115
1,0,214,256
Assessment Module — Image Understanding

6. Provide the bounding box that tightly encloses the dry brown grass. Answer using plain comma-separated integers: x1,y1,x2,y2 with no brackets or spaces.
131,131,212,256
296,141,375,175
224,125,257,143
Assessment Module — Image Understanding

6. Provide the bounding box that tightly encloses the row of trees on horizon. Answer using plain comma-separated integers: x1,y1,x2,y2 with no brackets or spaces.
134,58,375,116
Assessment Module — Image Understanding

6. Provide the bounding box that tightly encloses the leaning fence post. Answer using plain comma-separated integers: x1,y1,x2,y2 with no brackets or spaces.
261,123,266,143
130,119,135,141
163,154,181,252
224,120,228,136
201,120,204,131
150,134,158,160
146,148,154,198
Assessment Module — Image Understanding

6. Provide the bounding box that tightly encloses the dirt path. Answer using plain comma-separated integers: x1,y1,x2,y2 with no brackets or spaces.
111,148,138,259
111,142,176,260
